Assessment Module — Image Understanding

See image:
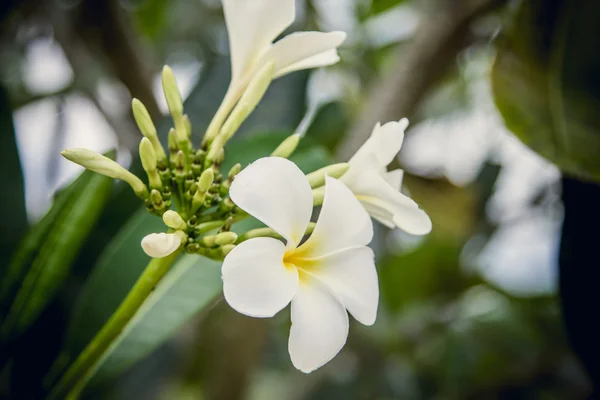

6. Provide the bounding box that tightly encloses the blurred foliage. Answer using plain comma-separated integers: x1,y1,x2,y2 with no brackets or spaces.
0,0,595,399
493,0,600,182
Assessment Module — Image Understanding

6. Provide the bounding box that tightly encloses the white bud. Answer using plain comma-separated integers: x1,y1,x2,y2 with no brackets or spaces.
141,232,182,258
162,210,186,230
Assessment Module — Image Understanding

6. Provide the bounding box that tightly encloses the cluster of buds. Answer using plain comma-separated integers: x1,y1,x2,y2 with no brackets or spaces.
62,65,332,260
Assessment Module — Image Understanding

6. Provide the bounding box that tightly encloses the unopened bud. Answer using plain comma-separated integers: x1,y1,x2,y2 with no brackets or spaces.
132,99,166,161
221,244,235,257
141,232,182,258
312,187,325,206
271,134,300,158
175,151,185,171
201,235,216,247
195,220,225,234
306,163,349,189
198,168,215,193
162,65,183,118
218,62,275,142
215,232,238,246
162,210,186,230
183,114,192,137
140,138,162,189
227,163,242,180
61,148,148,199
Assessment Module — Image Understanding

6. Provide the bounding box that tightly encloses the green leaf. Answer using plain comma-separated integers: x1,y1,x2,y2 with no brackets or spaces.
86,255,222,387
0,158,114,340
0,85,28,274
65,208,165,355
0,167,90,315
492,0,600,181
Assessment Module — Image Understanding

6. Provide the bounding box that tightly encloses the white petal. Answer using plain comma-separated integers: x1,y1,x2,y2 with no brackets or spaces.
141,233,181,258
384,169,404,191
222,237,298,318
350,170,431,235
288,281,348,373
275,49,341,78
229,157,313,246
260,31,346,78
223,0,295,82
308,246,379,326
349,119,408,169
298,176,373,258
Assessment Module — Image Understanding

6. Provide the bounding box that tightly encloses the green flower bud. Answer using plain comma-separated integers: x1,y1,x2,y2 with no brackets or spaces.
215,232,238,246
271,134,300,158
227,163,242,180
183,114,192,138
162,210,186,230
218,62,275,142
201,235,216,247
162,65,183,118
61,148,148,199
132,99,166,161
221,244,235,257
195,220,225,235
198,168,215,193
140,138,162,189
306,163,350,189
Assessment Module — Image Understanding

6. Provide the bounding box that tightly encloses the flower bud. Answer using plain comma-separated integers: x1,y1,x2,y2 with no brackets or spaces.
221,244,235,257
201,235,216,247
227,163,242,180
306,163,349,189
132,99,166,161
61,148,148,199
218,61,275,142
140,138,162,189
271,134,300,158
162,65,183,118
198,168,215,193
195,220,225,235
215,232,238,246
162,210,186,230
141,232,182,258
183,114,192,137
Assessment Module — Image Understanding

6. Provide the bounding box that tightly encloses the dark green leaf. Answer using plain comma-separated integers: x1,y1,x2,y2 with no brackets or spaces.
0,85,28,274
492,0,600,181
0,157,114,340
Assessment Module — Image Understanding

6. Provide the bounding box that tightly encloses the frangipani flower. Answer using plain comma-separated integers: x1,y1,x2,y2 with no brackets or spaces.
222,157,378,373
223,0,346,88
341,119,432,235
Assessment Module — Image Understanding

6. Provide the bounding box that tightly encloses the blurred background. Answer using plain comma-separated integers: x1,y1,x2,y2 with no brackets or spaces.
0,0,598,399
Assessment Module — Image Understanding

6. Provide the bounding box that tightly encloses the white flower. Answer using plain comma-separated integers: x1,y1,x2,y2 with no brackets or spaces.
222,157,378,373
222,0,346,87
341,119,432,235
141,233,182,258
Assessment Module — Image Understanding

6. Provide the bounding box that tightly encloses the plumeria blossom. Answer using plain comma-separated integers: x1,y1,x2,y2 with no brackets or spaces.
340,119,432,235
223,0,346,88
222,157,378,373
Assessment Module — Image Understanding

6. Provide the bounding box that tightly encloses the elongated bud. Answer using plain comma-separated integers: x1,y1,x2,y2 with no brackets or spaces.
141,232,182,258
195,220,225,234
62,148,148,198
215,232,238,246
227,163,242,180
132,99,167,161
175,151,185,171
271,134,300,158
218,62,275,142
201,235,216,247
205,134,226,168
162,210,186,230
198,168,214,193
140,138,162,189
183,114,192,137
221,244,235,257
168,128,178,153
162,65,183,118
306,163,349,189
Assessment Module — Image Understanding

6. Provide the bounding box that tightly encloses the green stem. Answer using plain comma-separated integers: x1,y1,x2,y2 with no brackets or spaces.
47,251,181,400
